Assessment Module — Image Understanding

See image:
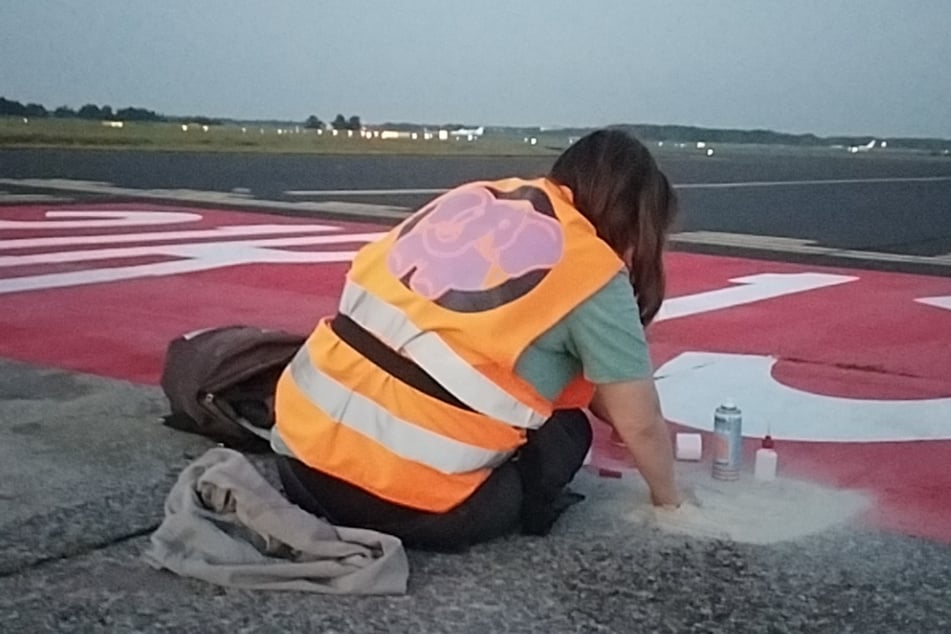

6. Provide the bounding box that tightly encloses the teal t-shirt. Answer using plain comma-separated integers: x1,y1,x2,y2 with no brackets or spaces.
514,272,653,400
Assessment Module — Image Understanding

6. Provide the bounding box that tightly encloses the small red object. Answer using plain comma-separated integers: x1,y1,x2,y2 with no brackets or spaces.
598,468,623,479
762,434,775,449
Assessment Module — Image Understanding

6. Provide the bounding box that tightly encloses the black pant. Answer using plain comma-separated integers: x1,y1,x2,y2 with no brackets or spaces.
277,409,592,551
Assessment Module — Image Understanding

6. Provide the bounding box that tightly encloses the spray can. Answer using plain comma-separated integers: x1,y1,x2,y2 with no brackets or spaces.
712,399,743,480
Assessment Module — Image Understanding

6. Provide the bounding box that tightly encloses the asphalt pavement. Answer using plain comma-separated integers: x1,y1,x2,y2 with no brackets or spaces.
2,147,951,259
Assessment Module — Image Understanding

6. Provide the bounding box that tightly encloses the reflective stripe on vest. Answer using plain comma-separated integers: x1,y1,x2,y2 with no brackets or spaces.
339,279,547,430
286,342,515,473
274,320,523,511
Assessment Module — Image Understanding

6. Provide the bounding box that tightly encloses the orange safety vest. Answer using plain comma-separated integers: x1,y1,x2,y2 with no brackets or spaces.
273,177,625,512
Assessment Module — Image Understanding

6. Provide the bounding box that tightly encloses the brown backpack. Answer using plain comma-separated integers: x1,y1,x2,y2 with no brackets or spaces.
159,325,305,452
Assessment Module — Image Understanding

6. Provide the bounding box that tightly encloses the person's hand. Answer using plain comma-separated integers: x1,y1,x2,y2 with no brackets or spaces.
650,485,698,509
651,501,729,540
650,491,682,509
652,501,701,524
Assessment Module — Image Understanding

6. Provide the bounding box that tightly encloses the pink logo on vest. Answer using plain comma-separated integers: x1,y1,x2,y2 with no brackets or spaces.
388,187,564,300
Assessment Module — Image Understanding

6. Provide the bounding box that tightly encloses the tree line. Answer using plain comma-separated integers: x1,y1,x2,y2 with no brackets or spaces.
0,97,166,122
1,96,361,131
0,97,222,125
305,114,362,130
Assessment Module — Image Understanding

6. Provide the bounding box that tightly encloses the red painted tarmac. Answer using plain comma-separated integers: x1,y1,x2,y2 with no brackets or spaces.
2,203,950,542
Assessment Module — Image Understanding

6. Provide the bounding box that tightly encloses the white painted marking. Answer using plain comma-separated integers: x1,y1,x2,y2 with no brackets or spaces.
675,176,951,190
286,188,447,196
682,232,818,247
655,352,951,442
0,248,364,295
0,231,384,270
673,231,816,248
0,179,410,218
655,273,858,322
0,210,201,230
299,201,409,217
0,193,70,203
671,231,951,268
283,176,951,197
0,230,386,294
0,224,341,250
916,296,951,311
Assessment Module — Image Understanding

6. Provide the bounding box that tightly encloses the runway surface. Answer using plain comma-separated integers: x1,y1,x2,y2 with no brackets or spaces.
2,148,951,261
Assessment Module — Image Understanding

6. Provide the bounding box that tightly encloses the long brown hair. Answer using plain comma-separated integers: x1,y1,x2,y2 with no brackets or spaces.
549,128,678,325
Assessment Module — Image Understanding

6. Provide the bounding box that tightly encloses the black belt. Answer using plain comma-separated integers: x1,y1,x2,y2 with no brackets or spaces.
329,314,474,412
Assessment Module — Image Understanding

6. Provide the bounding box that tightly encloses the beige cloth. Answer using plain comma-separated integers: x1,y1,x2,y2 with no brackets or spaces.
143,448,409,594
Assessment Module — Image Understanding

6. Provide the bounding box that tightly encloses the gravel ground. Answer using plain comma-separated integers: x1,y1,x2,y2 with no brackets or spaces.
2,522,950,633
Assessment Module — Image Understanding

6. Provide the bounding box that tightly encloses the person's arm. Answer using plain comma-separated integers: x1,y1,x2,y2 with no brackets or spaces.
590,379,681,507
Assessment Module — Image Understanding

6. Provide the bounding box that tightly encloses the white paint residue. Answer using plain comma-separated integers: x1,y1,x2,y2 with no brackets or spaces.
623,466,870,545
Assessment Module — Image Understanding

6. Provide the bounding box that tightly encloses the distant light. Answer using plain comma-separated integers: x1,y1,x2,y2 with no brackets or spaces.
658,141,664,147
181,124,189,132
202,125,209,132
706,148,715,157
881,141,888,148
348,130,354,137
438,130,449,140
22,117,28,124
332,129,338,136
697,141,706,149
381,130,400,140
530,137,537,145
411,132,419,140
241,127,247,133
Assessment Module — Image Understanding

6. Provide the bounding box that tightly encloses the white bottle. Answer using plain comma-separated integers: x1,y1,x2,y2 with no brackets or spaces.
753,435,778,482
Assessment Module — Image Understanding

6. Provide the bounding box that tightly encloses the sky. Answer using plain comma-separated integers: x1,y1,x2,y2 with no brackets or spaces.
1,1,949,138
